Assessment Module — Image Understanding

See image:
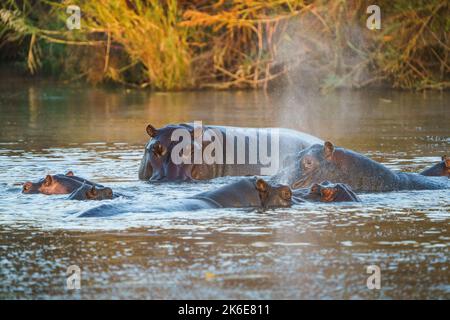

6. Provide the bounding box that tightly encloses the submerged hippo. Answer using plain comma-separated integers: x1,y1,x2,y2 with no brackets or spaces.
420,156,449,178
293,181,360,202
22,171,103,195
68,182,114,201
78,177,359,218
138,123,323,181
282,141,449,192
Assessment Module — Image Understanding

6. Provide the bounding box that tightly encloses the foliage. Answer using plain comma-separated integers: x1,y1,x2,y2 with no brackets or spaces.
0,0,448,90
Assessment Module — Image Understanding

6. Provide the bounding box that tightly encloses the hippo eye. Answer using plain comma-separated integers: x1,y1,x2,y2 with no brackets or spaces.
23,184,29,191
152,142,165,156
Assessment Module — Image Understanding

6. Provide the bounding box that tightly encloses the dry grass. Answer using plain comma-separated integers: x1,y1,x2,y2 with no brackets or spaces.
0,0,448,90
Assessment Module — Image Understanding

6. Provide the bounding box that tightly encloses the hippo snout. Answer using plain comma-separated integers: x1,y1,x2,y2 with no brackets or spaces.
22,181,38,194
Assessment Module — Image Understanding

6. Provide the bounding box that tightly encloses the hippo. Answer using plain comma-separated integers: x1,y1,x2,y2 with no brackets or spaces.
78,177,359,217
420,156,449,178
68,182,114,201
22,171,103,195
138,123,323,181
293,181,360,202
281,141,449,192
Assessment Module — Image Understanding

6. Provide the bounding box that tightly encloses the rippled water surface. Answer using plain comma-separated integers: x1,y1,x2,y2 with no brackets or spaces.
0,77,449,299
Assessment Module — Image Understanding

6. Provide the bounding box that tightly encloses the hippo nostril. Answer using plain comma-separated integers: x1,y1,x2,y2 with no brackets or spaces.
321,187,337,202
22,182,31,191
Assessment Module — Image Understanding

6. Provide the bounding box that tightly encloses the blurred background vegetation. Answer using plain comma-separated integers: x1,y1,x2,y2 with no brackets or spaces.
0,0,448,91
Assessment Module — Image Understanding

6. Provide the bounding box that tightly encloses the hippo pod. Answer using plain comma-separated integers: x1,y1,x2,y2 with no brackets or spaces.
68,182,114,201
78,178,359,218
284,141,449,192
138,123,323,181
22,171,105,195
420,155,450,178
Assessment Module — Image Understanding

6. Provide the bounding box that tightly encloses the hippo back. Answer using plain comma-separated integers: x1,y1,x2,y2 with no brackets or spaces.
190,178,261,208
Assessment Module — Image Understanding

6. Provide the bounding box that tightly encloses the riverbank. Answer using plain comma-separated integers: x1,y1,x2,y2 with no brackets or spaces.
1,1,448,91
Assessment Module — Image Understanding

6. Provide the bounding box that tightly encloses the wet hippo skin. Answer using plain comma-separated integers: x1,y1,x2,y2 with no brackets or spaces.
138,123,323,181
420,156,450,178
78,178,359,218
68,182,114,201
22,171,103,195
293,181,361,202
283,141,449,192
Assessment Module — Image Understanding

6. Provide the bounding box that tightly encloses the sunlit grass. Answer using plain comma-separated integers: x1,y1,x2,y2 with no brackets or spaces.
0,0,448,90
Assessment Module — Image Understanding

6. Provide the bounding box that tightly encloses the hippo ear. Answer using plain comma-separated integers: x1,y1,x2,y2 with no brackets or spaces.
146,124,158,138
87,186,97,198
255,178,268,193
44,175,53,186
323,141,335,160
65,171,74,176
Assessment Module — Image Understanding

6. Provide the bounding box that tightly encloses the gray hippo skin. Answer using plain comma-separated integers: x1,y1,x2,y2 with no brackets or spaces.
281,141,449,192
79,177,359,217
68,182,114,201
420,155,449,178
22,171,103,195
138,123,323,181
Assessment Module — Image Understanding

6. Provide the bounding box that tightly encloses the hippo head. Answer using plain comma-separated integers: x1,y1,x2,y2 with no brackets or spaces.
84,185,113,200
443,155,450,169
289,141,366,190
139,124,157,180
22,172,79,195
289,141,337,189
255,178,292,209
70,183,113,201
140,123,208,181
147,123,192,181
440,155,450,177
305,181,360,202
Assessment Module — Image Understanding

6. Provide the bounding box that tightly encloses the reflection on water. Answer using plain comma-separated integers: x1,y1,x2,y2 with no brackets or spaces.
0,78,449,299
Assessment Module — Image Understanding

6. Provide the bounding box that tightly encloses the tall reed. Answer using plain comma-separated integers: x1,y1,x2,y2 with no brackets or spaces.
0,0,448,90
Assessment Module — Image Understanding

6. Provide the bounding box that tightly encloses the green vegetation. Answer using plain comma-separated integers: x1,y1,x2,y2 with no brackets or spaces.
0,0,448,90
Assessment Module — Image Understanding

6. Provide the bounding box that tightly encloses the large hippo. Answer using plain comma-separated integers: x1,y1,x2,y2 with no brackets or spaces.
138,123,323,181
78,177,359,218
420,156,449,178
22,171,103,195
281,141,449,192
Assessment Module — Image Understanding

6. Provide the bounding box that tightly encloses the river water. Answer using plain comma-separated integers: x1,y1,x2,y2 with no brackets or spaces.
0,77,449,299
